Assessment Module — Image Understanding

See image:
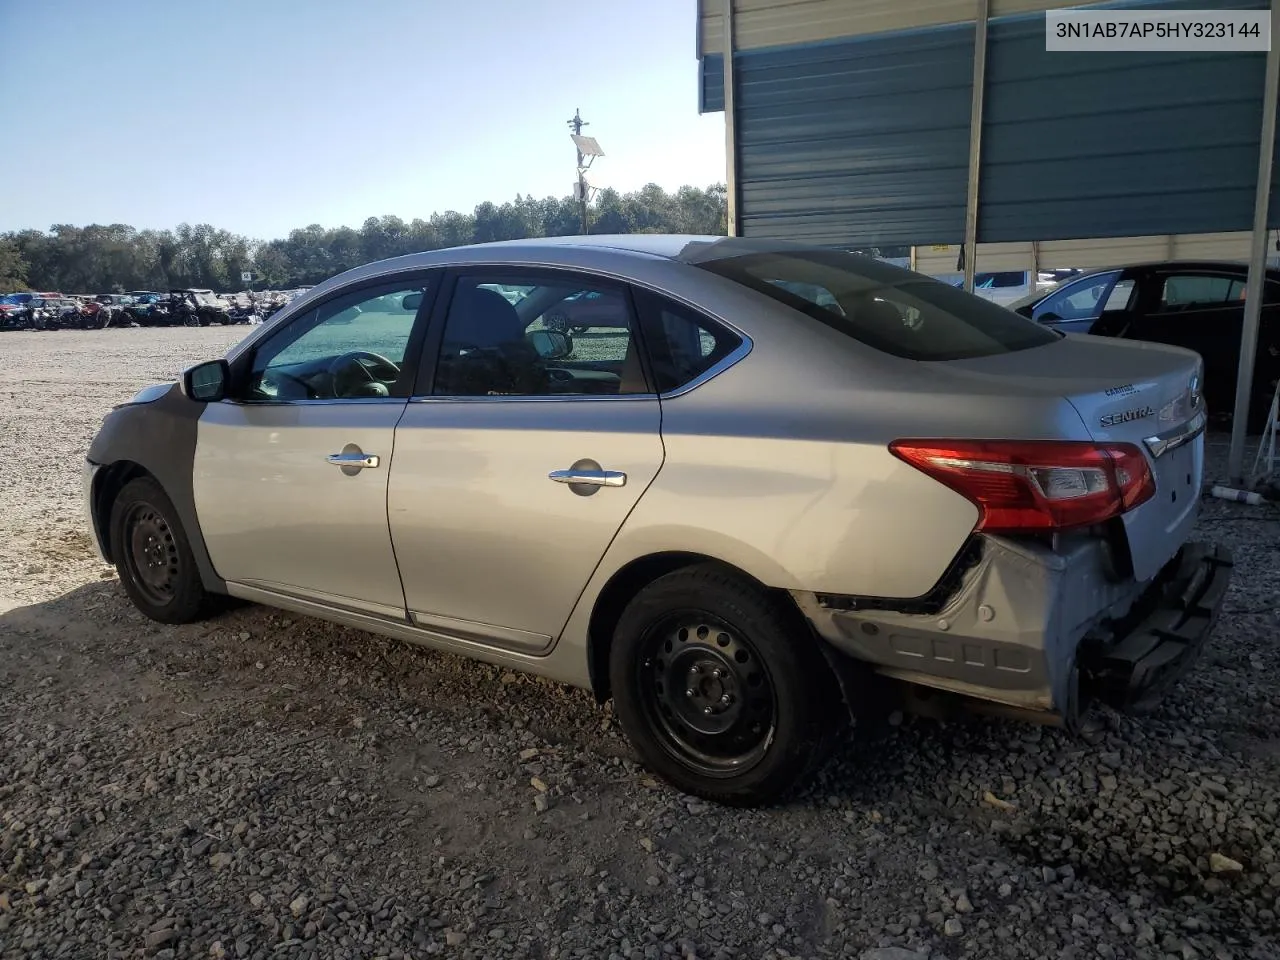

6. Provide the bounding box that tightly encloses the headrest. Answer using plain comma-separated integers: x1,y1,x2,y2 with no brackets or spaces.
450,286,525,348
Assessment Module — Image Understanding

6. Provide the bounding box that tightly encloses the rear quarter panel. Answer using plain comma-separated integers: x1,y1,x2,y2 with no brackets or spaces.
557,271,1098,659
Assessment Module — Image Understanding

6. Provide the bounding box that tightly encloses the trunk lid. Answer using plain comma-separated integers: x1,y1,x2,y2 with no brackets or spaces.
940,333,1205,581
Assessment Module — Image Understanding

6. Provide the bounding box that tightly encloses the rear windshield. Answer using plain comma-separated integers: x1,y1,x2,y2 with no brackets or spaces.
692,249,1058,361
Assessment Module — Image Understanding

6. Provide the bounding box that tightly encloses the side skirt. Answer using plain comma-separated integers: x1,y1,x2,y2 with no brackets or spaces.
224,582,567,674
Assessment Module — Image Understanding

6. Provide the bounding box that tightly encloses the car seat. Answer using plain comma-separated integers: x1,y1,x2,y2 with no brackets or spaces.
438,286,549,395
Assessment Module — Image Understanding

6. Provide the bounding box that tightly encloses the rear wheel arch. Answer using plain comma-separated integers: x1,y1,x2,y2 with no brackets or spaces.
585,552,837,704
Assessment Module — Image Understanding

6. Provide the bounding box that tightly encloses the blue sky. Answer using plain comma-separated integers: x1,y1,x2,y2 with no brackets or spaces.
0,0,726,239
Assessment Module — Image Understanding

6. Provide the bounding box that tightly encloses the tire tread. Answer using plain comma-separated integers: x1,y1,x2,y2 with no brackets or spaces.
609,562,844,807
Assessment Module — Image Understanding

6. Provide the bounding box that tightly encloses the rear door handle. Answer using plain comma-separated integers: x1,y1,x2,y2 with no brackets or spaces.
327,452,380,469
548,469,626,487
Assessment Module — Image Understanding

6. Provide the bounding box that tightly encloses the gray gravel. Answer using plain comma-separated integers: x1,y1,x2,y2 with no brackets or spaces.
2,327,1279,960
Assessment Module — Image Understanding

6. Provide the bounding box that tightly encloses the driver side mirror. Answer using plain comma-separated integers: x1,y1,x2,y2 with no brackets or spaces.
528,329,571,360
182,359,229,402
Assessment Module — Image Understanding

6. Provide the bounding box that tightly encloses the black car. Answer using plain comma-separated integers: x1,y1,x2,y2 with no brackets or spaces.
122,293,168,325
167,289,231,326
1012,261,1279,430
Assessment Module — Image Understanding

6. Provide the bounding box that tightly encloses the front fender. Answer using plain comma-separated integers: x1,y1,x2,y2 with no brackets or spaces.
87,384,225,592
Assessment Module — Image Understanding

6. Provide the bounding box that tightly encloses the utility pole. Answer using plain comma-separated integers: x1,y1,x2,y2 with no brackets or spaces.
567,108,590,234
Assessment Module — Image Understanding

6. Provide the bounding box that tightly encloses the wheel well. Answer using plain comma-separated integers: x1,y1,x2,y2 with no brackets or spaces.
92,461,152,563
585,552,814,703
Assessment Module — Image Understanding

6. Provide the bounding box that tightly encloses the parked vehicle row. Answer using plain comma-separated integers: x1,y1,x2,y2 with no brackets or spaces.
0,288,301,331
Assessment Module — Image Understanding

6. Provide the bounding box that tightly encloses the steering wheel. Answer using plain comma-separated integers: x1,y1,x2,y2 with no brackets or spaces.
328,351,400,398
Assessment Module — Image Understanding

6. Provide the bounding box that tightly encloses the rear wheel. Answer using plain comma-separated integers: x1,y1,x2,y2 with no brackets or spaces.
109,477,212,624
610,564,842,806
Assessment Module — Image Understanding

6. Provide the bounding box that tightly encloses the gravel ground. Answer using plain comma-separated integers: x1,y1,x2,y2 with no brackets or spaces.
2,327,1279,960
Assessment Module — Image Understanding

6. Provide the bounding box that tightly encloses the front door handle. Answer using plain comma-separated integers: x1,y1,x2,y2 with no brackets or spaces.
548,469,626,487
327,452,380,469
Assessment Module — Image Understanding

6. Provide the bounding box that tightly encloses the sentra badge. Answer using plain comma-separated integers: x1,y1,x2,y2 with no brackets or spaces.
1100,406,1154,427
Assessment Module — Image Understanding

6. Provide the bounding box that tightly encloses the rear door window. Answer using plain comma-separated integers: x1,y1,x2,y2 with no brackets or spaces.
1158,274,1239,309
633,290,743,393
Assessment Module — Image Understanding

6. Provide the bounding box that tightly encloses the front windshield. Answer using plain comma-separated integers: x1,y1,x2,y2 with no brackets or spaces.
691,248,1058,361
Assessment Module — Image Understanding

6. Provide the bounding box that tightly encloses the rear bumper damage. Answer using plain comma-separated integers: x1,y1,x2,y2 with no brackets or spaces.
794,535,1232,723
1077,542,1232,713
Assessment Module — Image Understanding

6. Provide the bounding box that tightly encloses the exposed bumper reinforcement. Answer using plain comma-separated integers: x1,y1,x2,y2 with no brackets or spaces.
1078,541,1233,714
794,536,1231,721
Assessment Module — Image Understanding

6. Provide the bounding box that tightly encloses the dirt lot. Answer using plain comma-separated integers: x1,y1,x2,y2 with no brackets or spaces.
2,327,1280,960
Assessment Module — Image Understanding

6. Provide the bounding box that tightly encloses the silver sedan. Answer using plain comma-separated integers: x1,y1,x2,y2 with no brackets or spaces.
85,236,1231,805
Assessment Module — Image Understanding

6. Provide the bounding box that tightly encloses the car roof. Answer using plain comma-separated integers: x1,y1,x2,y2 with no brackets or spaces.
372,233,865,267
1071,260,1280,278
438,234,723,259
267,234,898,326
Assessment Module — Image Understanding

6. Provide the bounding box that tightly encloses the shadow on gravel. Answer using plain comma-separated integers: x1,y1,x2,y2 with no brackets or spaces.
5,567,1280,951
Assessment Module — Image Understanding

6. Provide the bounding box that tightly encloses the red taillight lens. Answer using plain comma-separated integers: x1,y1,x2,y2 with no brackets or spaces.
889,439,1156,533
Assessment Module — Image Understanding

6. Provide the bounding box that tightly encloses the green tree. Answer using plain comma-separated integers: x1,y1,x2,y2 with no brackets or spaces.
0,238,28,290
2,183,730,292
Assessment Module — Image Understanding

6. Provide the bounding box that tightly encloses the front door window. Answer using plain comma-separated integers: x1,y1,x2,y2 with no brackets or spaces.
1032,271,1120,323
248,283,429,401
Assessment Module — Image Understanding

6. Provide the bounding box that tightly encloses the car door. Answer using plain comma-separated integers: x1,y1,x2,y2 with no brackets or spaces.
387,269,665,652
1120,271,1245,408
1027,270,1133,335
192,274,437,619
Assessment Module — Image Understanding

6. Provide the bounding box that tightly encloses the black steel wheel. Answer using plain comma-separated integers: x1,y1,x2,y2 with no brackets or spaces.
637,615,775,777
120,502,180,606
610,563,844,806
109,476,213,624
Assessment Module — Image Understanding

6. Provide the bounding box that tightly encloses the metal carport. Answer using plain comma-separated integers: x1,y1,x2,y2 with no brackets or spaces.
697,0,1278,483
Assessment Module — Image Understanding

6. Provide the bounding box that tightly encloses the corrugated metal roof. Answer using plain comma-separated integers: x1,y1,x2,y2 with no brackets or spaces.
702,0,1277,247
735,23,975,246
699,0,1103,55
979,0,1271,242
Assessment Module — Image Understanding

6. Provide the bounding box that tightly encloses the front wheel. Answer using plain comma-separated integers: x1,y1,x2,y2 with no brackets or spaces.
609,564,842,806
109,476,213,624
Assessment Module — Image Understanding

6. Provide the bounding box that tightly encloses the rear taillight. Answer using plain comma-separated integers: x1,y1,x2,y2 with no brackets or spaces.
889,439,1156,534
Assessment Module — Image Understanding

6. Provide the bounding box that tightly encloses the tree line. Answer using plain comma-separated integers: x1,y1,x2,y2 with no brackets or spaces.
0,184,729,295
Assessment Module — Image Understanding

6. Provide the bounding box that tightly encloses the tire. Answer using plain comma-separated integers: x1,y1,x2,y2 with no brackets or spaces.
609,563,843,806
109,476,212,624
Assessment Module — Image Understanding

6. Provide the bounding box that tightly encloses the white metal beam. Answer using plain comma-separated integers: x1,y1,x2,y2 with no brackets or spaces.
1228,7,1279,484
961,0,990,293
722,0,740,237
